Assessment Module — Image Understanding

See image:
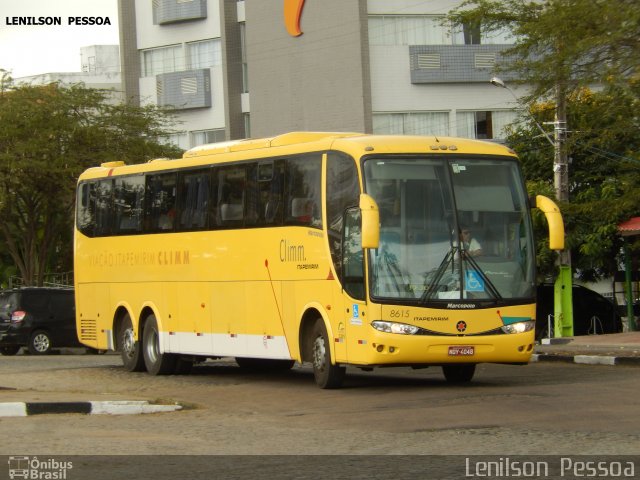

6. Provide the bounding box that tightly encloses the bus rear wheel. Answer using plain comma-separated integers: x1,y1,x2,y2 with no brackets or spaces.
442,364,476,383
142,315,176,375
311,319,345,389
119,313,145,372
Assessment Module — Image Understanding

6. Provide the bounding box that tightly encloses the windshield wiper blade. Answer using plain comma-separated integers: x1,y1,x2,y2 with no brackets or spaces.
421,248,456,302
463,253,502,300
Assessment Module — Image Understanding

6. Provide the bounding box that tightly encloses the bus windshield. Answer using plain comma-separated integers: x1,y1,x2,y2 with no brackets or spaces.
363,156,535,304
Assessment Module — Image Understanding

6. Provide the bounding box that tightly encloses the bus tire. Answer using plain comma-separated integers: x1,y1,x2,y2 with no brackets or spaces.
142,315,176,375
311,319,345,389
442,364,476,383
119,313,145,372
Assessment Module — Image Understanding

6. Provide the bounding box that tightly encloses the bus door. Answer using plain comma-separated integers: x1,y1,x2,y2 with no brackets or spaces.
339,207,369,363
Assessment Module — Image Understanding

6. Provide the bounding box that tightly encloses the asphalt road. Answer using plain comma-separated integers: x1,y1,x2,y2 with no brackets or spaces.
0,353,638,478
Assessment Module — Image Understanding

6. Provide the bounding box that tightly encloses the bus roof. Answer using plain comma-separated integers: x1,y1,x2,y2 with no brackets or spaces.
78,132,517,180
183,132,516,159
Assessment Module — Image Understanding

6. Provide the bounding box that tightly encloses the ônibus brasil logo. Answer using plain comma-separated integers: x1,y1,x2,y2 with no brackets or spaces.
8,456,73,479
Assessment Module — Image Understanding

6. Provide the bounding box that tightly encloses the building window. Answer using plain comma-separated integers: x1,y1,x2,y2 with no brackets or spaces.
373,112,449,137
141,45,183,77
452,23,514,45
191,129,226,147
368,15,514,47
240,23,249,93
369,15,452,46
456,110,517,140
186,39,222,69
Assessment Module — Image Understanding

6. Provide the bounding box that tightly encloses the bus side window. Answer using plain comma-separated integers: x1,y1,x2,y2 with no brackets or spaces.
94,179,113,237
177,169,210,231
326,152,360,283
264,160,285,226
342,208,365,300
146,172,177,233
114,175,145,235
285,154,322,228
216,166,245,228
77,182,97,237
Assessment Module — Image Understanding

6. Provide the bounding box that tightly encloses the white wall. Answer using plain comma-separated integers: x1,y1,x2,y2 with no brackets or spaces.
135,0,222,49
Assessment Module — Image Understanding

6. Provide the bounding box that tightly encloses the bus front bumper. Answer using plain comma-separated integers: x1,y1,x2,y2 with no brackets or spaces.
350,330,535,366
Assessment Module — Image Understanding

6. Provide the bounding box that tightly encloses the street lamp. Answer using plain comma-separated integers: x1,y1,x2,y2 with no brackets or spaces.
490,76,573,339
490,76,555,147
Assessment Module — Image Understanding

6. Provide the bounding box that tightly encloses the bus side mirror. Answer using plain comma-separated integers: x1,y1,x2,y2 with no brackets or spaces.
535,195,565,251
360,193,380,249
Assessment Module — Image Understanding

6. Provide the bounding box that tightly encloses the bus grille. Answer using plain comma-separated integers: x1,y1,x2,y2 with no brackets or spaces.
80,319,98,342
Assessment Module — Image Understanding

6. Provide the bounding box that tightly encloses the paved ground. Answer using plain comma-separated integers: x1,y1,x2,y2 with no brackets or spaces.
533,331,640,363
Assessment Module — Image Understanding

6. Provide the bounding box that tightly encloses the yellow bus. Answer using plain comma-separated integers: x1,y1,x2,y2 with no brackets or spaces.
74,132,564,388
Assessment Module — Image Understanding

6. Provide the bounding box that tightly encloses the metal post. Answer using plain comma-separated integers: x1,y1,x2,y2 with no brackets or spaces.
551,86,573,337
623,242,637,331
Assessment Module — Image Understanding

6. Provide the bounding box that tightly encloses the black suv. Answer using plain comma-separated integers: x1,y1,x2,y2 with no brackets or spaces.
536,284,623,340
0,288,79,355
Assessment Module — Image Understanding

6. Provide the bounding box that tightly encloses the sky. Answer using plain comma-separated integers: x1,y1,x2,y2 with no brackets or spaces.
0,0,119,78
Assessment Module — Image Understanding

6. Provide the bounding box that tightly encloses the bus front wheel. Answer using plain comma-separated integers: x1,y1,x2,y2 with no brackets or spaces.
119,313,145,372
311,319,345,389
142,315,176,375
442,364,476,383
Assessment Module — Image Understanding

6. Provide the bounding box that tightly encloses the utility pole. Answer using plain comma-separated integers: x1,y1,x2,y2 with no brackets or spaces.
549,84,573,338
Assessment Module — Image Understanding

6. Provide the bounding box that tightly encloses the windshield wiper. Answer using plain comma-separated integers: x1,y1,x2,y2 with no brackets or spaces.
421,248,456,302
463,253,503,300
420,247,503,302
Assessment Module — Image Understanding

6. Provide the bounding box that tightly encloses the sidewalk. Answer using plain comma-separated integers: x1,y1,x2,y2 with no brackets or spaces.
533,331,640,366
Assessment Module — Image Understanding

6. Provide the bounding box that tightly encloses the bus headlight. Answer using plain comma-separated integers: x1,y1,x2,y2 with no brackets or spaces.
371,321,420,335
501,320,535,335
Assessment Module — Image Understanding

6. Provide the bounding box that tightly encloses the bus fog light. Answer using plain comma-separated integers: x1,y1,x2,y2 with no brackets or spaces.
371,321,419,335
501,321,535,335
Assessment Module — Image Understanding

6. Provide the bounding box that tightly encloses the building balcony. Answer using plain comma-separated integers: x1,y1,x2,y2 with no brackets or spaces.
409,44,518,84
156,69,211,110
152,0,207,25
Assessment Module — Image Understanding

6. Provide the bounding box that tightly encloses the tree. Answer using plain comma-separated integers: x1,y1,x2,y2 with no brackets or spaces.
449,0,640,101
507,85,640,281
0,72,183,286
449,0,640,280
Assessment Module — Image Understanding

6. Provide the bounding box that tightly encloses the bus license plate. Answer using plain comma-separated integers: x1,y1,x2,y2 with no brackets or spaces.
448,346,474,356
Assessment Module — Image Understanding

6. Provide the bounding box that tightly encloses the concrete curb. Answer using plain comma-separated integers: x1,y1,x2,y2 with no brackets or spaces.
0,400,182,417
532,353,640,366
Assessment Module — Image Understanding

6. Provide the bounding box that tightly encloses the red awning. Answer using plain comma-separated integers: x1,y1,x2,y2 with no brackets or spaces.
618,216,640,236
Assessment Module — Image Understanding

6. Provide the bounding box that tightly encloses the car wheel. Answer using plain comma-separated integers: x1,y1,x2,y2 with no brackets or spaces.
0,345,21,356
29,330,52,355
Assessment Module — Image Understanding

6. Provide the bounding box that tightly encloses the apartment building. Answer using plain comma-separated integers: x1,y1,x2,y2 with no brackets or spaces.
119,0,523,150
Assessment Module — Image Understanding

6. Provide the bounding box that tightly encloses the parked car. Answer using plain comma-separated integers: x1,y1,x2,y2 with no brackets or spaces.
536,284,623,340
0,287,79,355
